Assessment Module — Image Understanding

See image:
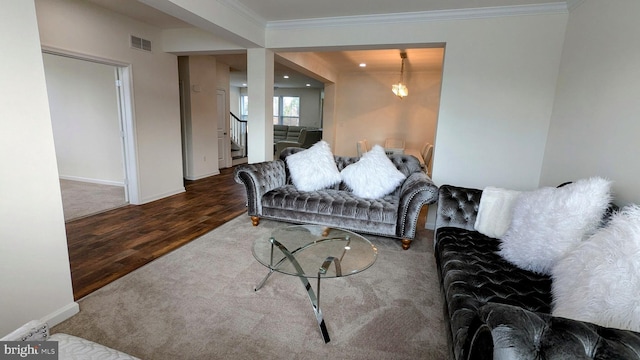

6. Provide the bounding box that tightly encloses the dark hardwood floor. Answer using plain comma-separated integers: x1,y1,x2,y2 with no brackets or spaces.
64,166,248,300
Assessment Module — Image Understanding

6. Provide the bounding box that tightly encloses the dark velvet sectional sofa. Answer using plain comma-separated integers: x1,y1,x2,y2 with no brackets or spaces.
234,148,438,250
434,184,640,359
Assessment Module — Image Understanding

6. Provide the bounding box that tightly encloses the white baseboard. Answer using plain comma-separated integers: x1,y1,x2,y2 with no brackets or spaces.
184,171,221,181
138,187,186,205
59,175,124,187
40,302,79,328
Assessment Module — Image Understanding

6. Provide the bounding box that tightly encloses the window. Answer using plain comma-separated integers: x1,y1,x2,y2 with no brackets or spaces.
273,96,300,126
240,95,248,121
240,95,300,126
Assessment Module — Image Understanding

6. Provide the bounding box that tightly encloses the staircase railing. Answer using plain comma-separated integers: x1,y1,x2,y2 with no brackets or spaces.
230,112,247,158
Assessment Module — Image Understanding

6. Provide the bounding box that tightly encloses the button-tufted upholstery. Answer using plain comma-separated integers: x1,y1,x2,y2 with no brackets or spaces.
234,147,438,249
434,184,640,360
468,303,640,360
434,185,482,233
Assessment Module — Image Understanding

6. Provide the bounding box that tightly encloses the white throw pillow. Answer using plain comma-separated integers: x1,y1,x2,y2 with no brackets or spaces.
497,177,611,275
474,187,522,239
551,205,640,332
340,145,406,199
285,141,341,191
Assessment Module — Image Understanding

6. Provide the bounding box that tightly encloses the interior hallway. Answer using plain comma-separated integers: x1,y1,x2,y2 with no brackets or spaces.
65,167,248,300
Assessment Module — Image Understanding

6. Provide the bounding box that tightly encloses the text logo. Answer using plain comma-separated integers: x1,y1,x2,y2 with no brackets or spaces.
0,342,57,360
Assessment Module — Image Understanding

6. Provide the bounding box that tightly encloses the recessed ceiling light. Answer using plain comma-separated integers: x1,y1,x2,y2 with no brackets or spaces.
242,83,247,87
306,83,311,87
359,63,367,67
283,75,289,79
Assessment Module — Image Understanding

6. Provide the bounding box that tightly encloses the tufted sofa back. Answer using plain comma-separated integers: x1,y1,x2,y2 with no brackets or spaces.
435,185,482,235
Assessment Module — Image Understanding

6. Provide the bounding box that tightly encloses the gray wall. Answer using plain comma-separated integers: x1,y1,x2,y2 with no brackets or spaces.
541,0,640,206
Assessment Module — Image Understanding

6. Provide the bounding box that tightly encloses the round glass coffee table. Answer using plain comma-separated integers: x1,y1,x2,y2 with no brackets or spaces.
253,225,378,343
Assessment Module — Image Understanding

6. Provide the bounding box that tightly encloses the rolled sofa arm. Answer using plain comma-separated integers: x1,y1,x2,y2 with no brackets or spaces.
397,171,439,239
234,160,287,216
466,303,640,360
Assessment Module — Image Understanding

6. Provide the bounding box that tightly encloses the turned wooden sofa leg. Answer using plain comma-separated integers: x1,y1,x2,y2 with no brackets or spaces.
251,216,260,226
401,239,412,250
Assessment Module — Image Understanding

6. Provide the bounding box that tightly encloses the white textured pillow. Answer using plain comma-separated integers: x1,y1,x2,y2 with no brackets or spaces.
498,177,611,275
474,187,522,239
552,205,640,332
285,141,341,191
340,145,406,199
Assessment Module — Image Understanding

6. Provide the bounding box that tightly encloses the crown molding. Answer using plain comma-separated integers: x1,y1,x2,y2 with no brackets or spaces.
266,3,569,30
217,0,267,28
566,0,586,11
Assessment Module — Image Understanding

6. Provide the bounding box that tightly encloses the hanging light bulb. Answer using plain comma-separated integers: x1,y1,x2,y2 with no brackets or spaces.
392,52,408,99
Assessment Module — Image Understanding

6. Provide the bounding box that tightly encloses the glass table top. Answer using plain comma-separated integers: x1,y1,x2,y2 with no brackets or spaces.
252,225,378,278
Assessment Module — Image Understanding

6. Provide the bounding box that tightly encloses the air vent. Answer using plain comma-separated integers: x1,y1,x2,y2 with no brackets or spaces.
130,35,151,52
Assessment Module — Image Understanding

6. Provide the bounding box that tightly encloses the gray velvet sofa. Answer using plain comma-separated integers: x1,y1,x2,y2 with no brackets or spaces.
434,184,640,360
234,148,438,250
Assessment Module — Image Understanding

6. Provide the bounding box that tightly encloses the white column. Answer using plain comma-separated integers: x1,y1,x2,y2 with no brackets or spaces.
0,0,78,336
247,48,274,163
321,83,337,149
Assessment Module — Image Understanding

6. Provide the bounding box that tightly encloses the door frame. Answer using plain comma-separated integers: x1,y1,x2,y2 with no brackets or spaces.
41,46,140,204
217,89,231,169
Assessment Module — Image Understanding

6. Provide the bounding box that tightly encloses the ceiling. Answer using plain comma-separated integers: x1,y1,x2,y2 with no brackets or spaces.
86,0,566,88
234,0,562,22
217,47,445,89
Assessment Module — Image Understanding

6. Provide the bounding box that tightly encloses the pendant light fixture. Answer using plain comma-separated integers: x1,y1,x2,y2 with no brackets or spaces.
392,52,408,99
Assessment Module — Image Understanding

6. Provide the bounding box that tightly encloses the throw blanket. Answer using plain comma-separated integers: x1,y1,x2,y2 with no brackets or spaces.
474,187,521,238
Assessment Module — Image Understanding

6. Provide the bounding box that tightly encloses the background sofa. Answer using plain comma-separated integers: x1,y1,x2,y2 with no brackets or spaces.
273,125,321,153
234,147,438,250
434,184,640,359
274,128,323,156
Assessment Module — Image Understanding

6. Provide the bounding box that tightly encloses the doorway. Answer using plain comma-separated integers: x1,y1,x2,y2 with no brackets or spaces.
42,51,137,220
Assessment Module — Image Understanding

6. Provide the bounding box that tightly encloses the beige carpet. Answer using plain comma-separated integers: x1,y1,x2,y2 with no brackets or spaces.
52,214,448,359
59,179,127,221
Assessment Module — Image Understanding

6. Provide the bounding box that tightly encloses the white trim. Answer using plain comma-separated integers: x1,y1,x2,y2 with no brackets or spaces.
40,302,79,328
118,66,141,204
41,47,141,205
59,175,125,187
566,0,586,11
217,0,267,28
184,171,221,181
425,220,436,230
41,46,129,67
140,187,186,204
267,3,569,30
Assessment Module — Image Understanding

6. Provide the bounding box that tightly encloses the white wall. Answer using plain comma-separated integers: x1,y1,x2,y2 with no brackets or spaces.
35,0,184,204
333,70,441,157
179,55,220,180
0,0,77,337
267,13,568,193
43,53,125,185
230,86,241,116
541,0,640,206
